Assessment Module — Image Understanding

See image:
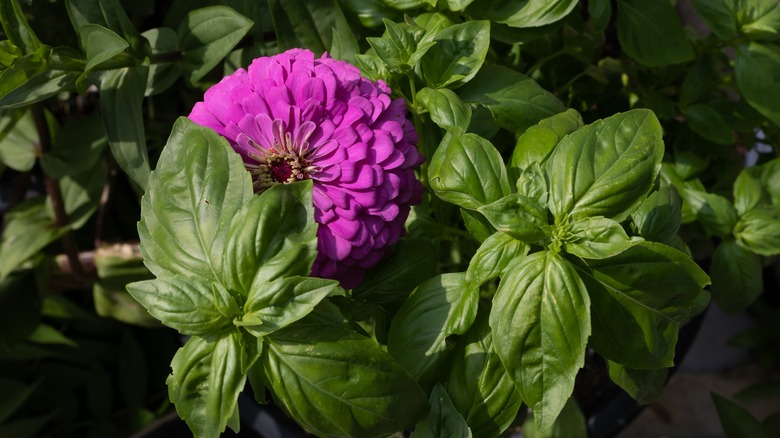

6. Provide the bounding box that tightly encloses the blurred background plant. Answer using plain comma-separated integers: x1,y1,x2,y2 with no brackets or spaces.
1,0,778,436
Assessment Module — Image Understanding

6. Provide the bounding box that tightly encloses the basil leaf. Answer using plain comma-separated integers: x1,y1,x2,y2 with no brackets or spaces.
223,181,317,295
710,239,763,313
443,0,475,12
578,242,710,368
478,194,549,243
615,0,694,67
127,275,238,336
445,312,523,438
523,397,586,438
99,66,150,191
509,108,583,173
459,65,565,134
515,162,549,208
412,383,472,438
465,232,529,288
735,42,780,127
490,251,590,432
178,6,253,84
607,361,667,405
564,216,642,260
429,129,511,210
167,333,247,437
262,305,428,437
388,273,477,391
138,117,252,281
733,0,780,41
682,103,734,145
734,207,780,256
417,87,472,130
419,20,490,89
546,109,664,222
589,0,612,33
238,276,341,337
367,18,431,72
270,0,357,59
690,0,738,40
461,208,494,243
631,186,682,244
465,0,578,28
733,157,780,215
0,198,65,281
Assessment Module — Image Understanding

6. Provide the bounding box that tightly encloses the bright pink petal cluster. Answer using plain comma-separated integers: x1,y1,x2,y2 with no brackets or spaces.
189,49,424,288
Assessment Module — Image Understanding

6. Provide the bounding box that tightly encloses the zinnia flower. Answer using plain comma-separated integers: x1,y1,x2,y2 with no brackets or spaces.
188,48,424,288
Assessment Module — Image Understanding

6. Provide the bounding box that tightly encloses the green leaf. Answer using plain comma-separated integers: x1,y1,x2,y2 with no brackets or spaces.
0,48,51,105
0,48,79,109
417,87,472,130
443,0,475,12
0,378,41,423
0,40,21,66
712,393,771,438
546,109,664,222
428,129,511,210
367,18,430,72
270,0,357,57
26,323,77,348
679,55,721,107
93,244,158,328
578,242,710,368
734,206,780,255
167,332,247,437
141,27,181,96
589,0,612,33
478,194,549,242
178,6,253,84
223,181,317,295
0,270,40,350
79,24,129,74
412,383,472,438
0,198,65,281
607,361,667,404
631,186,682,244
0,108,37,171
734,0,780,41
615,0,695,67
564,216,642,260
138,117,252,281
238,276,341,337
47,160,107,230
0,0,43,53
127,275,238,336
353,238,438,303
684,189,738,237
459,65,565,134
690,0,738,40
66,0,144,53
388,273,477,390
99,66,150,191
419,20,490,88
735,42,780,127
40,115,106,178
710,239,763,313
262,304,428,437
445,312,523,438
466,0,578,28
490,251,590,432
509,108,583,173
683,103,734,144
515,162,549,207
465,232,529,288
523,397,586,438
733,157,780,214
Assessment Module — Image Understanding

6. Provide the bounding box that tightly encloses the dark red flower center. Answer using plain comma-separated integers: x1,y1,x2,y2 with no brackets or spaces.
268,157,294,183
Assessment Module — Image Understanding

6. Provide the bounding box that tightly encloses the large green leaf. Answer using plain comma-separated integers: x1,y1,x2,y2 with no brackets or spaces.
458,65,565,134
238,276,341,337
223,181,317,295
167,332,247,437
509,109,583,173
445,312,523,438
412,383,472,438
564,216,642,260
578,242,710,369
99,66,150,191
270,0,357,59
138,117,252,281
607,361,667,404
735,42,780,127
262,304,428,438
710,239,763,313
417,87,472,130
387,273,477,391
0,108,37,171
615,0,695,67
733,157,780,214
466,0,578,28
490,251,590,432
682,103,734,145
127,275,238,336
419,20,490,89
0,198,65,281
734,206,780,255
79,24,129,74
178,6,253,84
465,232,528,288
631,186,682,244
428,129,511,210
477,194,549,242
546,109,664,222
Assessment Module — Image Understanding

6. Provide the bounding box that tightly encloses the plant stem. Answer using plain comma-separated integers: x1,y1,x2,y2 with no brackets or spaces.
31,105,87,279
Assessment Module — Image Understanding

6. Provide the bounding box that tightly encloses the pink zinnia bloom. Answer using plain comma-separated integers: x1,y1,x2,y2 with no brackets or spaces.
189,49,424,288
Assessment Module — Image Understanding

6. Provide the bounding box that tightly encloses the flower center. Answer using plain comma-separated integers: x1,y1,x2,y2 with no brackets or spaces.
244,120,318,193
